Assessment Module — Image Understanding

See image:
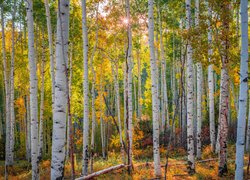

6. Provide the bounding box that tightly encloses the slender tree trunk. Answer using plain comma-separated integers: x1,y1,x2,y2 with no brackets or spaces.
51,0,70,179
218,2,230,176
125,0,133,173
81,0,89,175
66,40,73,161
158,5,169,131
90,16,98,172
148,0,161,176
112,63,125,163
26,96,31,161
26,0,39,179
235,0,248,178
247,96,250,151
137,50,142,120
123,63,127,131
196,63,202,159
38,31,46,161
1,5,11,175
195,0,202,159
207,1,215,152
9,1,16,165
44,0,55,109
186,0,195,174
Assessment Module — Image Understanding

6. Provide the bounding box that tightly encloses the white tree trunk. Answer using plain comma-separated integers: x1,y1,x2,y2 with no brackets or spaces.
10,1,16,164
112,63,125,163
137,50,142,119
158,5,169,131
26,96,31,162
125,0,133,172
26,0,39,179
66,42,73,160
38,33,46,161
196,63,202,159
235,0,248,178
247,96,250,151
123,63,127,131
51,0,70,179
186,0,195,174
81,0,89,175
148,0,161,176
207,2,215,152
44,0,55,109
1,4,11,167
218,3,230,175
195,0,202,159
90,20,98,172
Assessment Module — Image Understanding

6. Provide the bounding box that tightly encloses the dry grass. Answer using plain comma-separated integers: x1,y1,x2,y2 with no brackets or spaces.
0,145,246,179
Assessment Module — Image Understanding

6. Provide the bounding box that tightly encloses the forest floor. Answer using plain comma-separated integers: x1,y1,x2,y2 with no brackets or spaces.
0,144,247,179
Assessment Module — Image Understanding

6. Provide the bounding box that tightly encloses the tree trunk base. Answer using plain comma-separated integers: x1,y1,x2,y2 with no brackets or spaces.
218,164,228,177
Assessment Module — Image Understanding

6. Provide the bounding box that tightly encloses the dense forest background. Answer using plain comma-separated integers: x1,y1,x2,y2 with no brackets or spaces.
0,0,249,179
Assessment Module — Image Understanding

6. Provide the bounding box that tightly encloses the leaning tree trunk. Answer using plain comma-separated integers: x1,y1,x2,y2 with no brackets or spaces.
207,1,215,152
148,0,161,176
186,0,195,174
235,0,248,179
51,0,70,179
81,0,89,176
26,0,39,179
125,0,133,173
38,32,46,161
44,0,55,109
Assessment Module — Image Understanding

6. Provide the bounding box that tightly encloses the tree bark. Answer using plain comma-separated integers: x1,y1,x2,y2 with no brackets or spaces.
185,0,195,174
38,31,46,161
81,0,89,175
9,0,17,165
90,13,98,172
44,0,55,109
218,2,230,176
195,0,202,159
148,0,161,176
207,1,215,152
235,0,248,178
125,0,133,173
51,0,70,179
75,164,125,180
1,3,11,172
26,0,39,179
